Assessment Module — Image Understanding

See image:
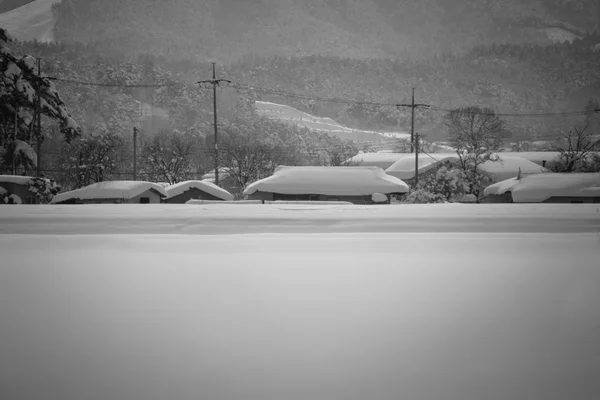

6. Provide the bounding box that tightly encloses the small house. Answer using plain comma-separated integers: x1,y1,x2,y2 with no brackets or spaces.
202,168,239,195
51,181,167,204
482,172,600,203
0,175,36,204
242,166,409,204
385,153,548,183
164,180,234,203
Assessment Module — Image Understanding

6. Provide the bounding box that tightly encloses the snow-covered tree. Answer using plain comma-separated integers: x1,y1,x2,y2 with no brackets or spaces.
0,28,81,173
403,163,469,203
444,107,509,202
549,119,600,172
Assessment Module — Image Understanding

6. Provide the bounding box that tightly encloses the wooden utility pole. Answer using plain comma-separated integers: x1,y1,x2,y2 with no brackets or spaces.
397,88,430,153
36,57,41,177
414,132,420,185
133,126,138,181
198,63,231,186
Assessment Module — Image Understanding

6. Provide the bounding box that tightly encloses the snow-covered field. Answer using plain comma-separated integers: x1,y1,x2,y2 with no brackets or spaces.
1,204,599,400
255,101,409,142
0,0,57,42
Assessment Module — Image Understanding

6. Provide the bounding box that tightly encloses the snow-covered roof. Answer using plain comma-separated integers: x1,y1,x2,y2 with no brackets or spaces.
385,154,461,180
385,154,548,180
243,166,409,197
347,152,415,169
165,180,234,201
0,175,33,185
201,168,231,181
483,173,600,202
479,156,550,181
51,181,167,203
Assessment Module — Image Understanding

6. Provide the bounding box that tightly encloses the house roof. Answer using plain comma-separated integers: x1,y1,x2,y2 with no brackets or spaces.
346,152,415,170
165,180,234,201
483,172,600,202
243,166,409,197
0,175,33,185
51,181,167,203
385,154,548,180
201,168,231,181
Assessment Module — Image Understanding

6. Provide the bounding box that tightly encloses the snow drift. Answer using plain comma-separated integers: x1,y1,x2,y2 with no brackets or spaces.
243,166,409,197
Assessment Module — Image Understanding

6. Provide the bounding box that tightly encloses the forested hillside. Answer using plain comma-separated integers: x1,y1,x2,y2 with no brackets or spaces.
2,0,600,191
50,0,600,62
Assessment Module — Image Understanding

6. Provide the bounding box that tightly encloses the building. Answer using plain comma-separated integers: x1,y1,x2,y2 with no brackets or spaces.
0,175,36,204
164,180,234,203
51,181,167,204
243,166,409,204
385,153,548,183
482,172,600,203
201,168,239,195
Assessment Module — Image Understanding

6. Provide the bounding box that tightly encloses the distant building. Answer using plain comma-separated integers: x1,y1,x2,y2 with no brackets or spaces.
482,173,600,203
164,180,234,203
243,166,409,204
385,153,549,183
0,175,36,204
51,181,167,204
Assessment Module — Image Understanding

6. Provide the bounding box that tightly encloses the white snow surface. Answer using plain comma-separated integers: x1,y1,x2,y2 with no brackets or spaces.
6,193,21,203
385,153,548,180
0,0,57,43
255,101,409,141
51,181,167,203
484,173,600,202
0,204,599,400
371,193,388,203
166,180,234,201
243,166,409,197
0,174,33,185
348,152,414,169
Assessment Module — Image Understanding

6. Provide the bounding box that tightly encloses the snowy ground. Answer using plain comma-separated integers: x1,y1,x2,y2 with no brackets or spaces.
1,204,599,400
0,0,56,42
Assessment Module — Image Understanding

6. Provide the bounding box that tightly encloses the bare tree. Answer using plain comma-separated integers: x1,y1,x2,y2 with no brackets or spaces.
140,129,195,184
444,106,510,201
550,121,600,172
219,134,278,195
323,141,360,166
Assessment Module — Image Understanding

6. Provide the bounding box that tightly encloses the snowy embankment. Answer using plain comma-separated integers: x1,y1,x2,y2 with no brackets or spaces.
0,203,598,234
0,0,57,42
1,204,599,400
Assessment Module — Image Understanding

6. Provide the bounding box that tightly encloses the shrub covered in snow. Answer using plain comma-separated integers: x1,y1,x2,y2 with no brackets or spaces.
402,189,447,204
28,176,61,204
403,165,469,203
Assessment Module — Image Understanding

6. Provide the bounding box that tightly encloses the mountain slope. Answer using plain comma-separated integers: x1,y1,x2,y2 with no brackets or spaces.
255,101,409,142
0,0,56,42
48,0,599,62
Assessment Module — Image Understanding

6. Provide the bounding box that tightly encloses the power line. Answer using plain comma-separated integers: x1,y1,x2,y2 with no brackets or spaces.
39,77,600,117
197,63,231,187
47,77,177,88
429,105,599,118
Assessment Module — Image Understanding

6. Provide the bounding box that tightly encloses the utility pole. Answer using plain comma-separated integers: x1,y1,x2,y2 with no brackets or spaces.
36,57,41,177
397,88,430,153
198,63,231,186
414,132,420,185
133,126,138,181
